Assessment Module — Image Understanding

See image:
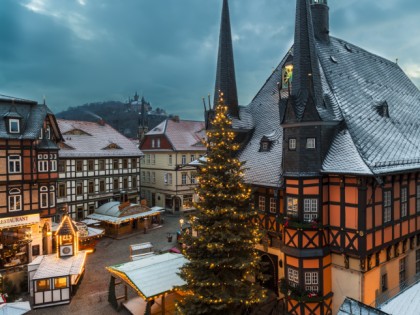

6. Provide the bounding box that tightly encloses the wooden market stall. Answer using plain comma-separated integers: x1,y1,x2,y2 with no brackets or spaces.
106,253,188,314
87,202,164,238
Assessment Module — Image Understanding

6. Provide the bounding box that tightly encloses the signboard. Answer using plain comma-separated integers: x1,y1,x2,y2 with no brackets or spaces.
0,214,40,229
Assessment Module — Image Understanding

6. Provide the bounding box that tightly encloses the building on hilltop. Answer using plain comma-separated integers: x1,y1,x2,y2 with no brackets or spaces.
210,0,420,314
0,95,63,286
57,119,142,221
139,117,206,213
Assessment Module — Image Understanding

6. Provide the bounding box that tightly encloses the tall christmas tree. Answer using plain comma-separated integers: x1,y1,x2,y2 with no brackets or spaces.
177,95,266,315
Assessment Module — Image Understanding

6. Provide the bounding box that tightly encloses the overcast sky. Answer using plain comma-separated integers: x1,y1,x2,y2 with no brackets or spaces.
1,0,419,120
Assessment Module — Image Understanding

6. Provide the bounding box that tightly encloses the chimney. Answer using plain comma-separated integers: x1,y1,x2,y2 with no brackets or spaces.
98,119,105,126
172,115,180,123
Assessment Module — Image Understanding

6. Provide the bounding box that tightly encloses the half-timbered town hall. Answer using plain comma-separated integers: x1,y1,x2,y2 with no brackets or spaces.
210,0,420,314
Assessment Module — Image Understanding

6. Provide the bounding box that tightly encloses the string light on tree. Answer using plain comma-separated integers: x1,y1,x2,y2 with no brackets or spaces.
177,93,266,315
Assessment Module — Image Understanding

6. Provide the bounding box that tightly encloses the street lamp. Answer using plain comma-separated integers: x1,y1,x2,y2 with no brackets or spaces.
179,218,184,230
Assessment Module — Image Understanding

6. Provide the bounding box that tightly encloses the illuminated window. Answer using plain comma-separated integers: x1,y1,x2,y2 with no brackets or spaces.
8,188,22,212
258,196,266,211
289,138,297,150
287,268,299,288
183,195,193,209
54,277,68,289
306,138,316,149
383,190,392,223
8,156,21,174
36,279,50,291
401,187,408,218
303,199,318,222
287,197,298,218
304,271,319,292
269,198,277,213
282,64,294,89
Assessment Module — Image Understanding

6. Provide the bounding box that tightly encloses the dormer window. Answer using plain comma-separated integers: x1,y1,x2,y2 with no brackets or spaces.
9,119,20,133
260,137,272,152
376,101,390,118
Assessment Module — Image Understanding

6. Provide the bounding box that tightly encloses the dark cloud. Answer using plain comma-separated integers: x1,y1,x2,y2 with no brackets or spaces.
1,0,419,120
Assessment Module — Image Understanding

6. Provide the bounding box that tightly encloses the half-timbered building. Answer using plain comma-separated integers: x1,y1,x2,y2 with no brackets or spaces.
210,0,420,314
56,119,142,221
0,95,62,284
139,117,206,213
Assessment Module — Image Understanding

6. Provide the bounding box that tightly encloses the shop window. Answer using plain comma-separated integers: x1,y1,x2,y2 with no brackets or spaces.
88,180,95,194
98,159,105,171
258,196,266,211
303,198,318,222
306,138,316,149
122,159,128,169
58,160,66,173
182,173,187,185
383,190,392,223
36,279,50,291
8,188,22,212
88,160,95,171
49,185,55,207
9,119,20,133
54,277,68,289
401,187,408,218
76,182,83,196
181,155,186,165
183,195,193,209
304,271,319,292
58,183,66,198
76,160,83,172
269,197,276,214
113,159,119,169
32,245,40,256
113,178,119,190
287,267,299,288
8,156,21,174
40,186,48,208
287,197,298,218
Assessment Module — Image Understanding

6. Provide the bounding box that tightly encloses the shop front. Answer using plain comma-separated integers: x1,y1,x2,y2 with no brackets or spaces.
0,214,41,270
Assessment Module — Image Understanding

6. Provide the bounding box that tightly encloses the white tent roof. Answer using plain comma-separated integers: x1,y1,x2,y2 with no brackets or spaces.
380,281,420,315
107,253,188,299
29,251,88,280
0,301,31,315
87,208,160,224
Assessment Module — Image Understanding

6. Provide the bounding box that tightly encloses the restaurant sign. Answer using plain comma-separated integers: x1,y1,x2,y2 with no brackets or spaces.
0,214,40,229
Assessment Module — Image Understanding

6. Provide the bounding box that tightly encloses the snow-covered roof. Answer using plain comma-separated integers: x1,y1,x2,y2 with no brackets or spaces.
0,301,31,315
106,253,188,299
380,281,420,315
145,119,207,152
57,119,142,158
29,251,87,280
338,297,388,315
87,208,161,224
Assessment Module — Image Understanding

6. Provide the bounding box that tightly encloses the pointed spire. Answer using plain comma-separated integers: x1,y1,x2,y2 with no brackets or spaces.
213,0,239,118
291,0,322,121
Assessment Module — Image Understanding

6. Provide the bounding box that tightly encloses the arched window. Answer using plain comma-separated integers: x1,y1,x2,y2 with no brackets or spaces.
9,188,22,211
40,186,48,208
50,185,56,207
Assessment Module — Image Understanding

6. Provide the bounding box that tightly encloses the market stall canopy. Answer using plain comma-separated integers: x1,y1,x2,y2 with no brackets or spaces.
29,251,88,280
87,201,162,224
0,301,31,315
106,253,188,300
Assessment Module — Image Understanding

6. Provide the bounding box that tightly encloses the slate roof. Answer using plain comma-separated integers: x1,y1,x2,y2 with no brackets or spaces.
0,97,52,140
236,52,292,187
318,37,420,175
145,119,206,152
57,119,142,158
338,297,388,315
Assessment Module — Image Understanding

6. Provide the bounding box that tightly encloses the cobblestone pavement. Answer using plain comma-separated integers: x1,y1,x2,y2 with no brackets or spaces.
28,213,185,315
